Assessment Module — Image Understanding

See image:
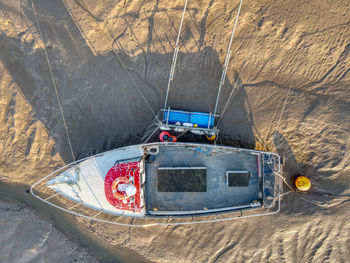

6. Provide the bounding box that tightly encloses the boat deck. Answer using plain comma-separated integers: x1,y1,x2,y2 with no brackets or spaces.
144,144,261,215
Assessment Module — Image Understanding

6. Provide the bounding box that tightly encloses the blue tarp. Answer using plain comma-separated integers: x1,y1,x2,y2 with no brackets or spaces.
162,110,214,128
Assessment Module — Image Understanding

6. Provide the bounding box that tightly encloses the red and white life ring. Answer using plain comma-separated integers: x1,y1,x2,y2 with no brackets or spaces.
111,177,130,200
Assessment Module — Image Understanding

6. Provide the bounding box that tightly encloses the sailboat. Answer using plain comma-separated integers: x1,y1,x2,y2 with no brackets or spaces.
31,0,283,226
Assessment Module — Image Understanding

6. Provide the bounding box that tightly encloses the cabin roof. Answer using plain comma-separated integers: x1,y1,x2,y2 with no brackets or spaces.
144,144,262,215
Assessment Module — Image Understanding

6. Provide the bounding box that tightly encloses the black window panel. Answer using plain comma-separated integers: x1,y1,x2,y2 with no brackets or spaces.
158,168,207,192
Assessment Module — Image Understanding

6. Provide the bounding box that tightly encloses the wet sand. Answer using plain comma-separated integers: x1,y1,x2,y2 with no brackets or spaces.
0,182,152,262
0,0,349,262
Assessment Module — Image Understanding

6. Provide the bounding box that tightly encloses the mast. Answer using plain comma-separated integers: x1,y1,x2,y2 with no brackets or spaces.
213,0,243,117
163,0,189,109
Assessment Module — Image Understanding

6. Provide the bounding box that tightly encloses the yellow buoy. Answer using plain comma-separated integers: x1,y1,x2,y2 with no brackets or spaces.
295,176,311,192
193,124,198,128
206,134,216,141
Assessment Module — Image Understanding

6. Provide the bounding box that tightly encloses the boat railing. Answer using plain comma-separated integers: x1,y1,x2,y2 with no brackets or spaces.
31,150,282,227
32,192,281,227
261,152,283,208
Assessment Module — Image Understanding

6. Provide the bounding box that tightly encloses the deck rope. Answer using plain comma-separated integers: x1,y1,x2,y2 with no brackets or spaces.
32,0,76,163
274,171,296,192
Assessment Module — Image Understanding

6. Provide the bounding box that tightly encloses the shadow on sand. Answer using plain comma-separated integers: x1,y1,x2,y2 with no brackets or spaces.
0,0,255,163
273,131,349,215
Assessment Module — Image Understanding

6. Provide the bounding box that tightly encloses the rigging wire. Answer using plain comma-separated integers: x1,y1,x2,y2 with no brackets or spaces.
31,0,76,163
215,0,276,126
216,59,247,128
215,0,283,152
77,0,160,122
163,0,189,109
103,22,159,122
214,18,270,150
213,0,243,117
263,79,293,149
143,126,159,143
274,79,293,132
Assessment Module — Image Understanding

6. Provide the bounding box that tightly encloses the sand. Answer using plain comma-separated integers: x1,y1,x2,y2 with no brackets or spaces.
0,0,349,262
0,199,98,262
